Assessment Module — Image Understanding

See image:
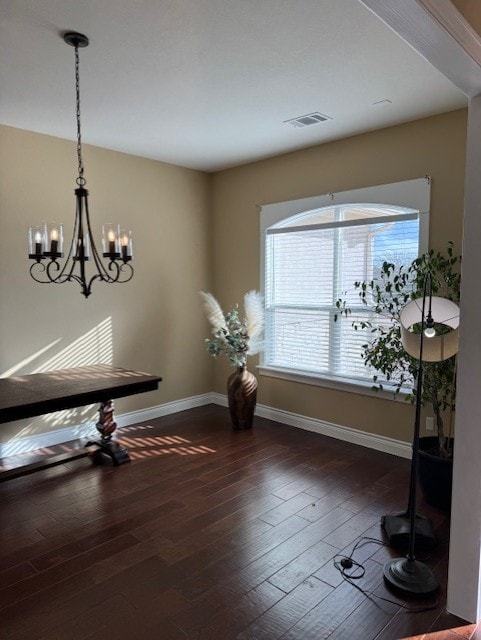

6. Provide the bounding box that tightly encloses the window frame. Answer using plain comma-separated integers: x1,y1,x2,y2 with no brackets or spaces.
259,178,431,398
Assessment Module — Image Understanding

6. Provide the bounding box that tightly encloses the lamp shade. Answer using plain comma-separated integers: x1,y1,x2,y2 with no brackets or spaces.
400,296,460,362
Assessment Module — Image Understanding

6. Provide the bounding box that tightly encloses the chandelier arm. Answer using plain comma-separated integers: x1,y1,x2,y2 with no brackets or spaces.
80,275,95,298
83,192,118,283
91,255,118,283
30,263,67,285
29,261,49,283
82,193,135,285
58,272,93,299
92,259,134,285
62,273,83,288
106,259,122,280
118,262,134,283
85,272,112,297
28,260,71,286
80,271,126,297
49,191,83,285
95,259,121,283
45,259,64,282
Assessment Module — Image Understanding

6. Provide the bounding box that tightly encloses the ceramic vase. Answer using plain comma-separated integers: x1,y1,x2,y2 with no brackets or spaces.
227,366,258,429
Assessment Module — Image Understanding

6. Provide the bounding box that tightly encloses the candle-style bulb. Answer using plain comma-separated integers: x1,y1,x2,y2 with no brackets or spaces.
119,228,133,261
28,225,45,259
102,223,120,257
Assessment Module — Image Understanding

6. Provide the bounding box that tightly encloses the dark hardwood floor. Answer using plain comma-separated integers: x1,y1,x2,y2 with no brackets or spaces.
0,404,470,639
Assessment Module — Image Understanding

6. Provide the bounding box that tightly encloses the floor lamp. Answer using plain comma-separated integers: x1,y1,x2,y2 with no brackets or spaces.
383,273,460,597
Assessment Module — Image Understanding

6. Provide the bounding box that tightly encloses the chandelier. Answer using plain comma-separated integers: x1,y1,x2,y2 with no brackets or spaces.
28,31,134,298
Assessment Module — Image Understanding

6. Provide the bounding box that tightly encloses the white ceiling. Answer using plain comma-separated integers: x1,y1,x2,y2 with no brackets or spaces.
0,0,468,172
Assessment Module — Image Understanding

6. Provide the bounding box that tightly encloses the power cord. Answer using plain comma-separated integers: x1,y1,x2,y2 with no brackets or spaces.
333,536,439,612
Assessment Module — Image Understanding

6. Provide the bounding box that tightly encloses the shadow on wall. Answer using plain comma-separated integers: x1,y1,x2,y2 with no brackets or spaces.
1,317,114,454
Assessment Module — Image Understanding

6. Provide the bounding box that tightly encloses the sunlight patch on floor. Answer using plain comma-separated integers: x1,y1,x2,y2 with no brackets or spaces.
118,432,216,459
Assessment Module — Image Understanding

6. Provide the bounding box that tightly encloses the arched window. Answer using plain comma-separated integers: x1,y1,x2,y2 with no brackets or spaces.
260,178,430,390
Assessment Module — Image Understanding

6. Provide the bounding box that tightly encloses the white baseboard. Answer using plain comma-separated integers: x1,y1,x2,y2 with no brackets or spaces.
114,393,215,427
0,391,410,460
259,404,411,458
209,392,411,458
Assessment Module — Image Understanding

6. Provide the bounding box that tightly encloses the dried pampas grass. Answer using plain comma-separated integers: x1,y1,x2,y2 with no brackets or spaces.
244,290,264,355
199,291,227,335
199,290,264,363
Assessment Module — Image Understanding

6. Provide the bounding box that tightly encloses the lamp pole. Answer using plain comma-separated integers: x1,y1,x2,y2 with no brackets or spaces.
383,272,439,597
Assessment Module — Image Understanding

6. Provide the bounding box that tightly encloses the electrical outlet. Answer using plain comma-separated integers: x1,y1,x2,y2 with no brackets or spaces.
426,417,434,431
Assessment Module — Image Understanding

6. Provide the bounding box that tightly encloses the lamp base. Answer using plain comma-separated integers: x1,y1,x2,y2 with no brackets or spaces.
382,512,437,551
383,557,438,598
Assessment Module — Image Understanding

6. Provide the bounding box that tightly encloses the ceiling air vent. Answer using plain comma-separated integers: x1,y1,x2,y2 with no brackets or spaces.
284,112,332,128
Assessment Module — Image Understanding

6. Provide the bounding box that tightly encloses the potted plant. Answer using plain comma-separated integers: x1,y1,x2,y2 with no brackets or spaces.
335,243,461,509
200,290,264,429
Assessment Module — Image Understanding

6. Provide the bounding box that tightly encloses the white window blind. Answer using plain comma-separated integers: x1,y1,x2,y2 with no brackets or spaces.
260,179,430,388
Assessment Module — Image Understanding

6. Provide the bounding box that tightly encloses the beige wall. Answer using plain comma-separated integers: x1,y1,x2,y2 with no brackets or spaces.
210,109,467,443
0,125,214,443
0,110,468,447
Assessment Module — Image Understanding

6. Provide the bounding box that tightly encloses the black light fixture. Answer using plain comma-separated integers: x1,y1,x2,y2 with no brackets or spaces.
28,31,134,298
382,272,460,598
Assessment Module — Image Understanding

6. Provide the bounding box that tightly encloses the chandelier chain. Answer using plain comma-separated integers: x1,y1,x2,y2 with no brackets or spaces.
75,44,86,187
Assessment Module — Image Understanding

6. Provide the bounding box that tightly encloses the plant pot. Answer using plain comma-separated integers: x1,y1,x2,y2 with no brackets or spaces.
227,366,257,429
418,436,453,510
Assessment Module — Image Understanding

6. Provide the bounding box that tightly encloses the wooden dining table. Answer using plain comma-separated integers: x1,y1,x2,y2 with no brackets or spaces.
0,364,162,481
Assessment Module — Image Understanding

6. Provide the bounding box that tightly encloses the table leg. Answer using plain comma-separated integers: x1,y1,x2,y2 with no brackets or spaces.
86,399,130,466
96,399,117,442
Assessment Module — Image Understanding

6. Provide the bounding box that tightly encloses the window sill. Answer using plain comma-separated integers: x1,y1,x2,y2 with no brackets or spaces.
257,365,408,403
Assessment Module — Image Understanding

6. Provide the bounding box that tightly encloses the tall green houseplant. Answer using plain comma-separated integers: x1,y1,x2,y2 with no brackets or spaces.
335,243,461,458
